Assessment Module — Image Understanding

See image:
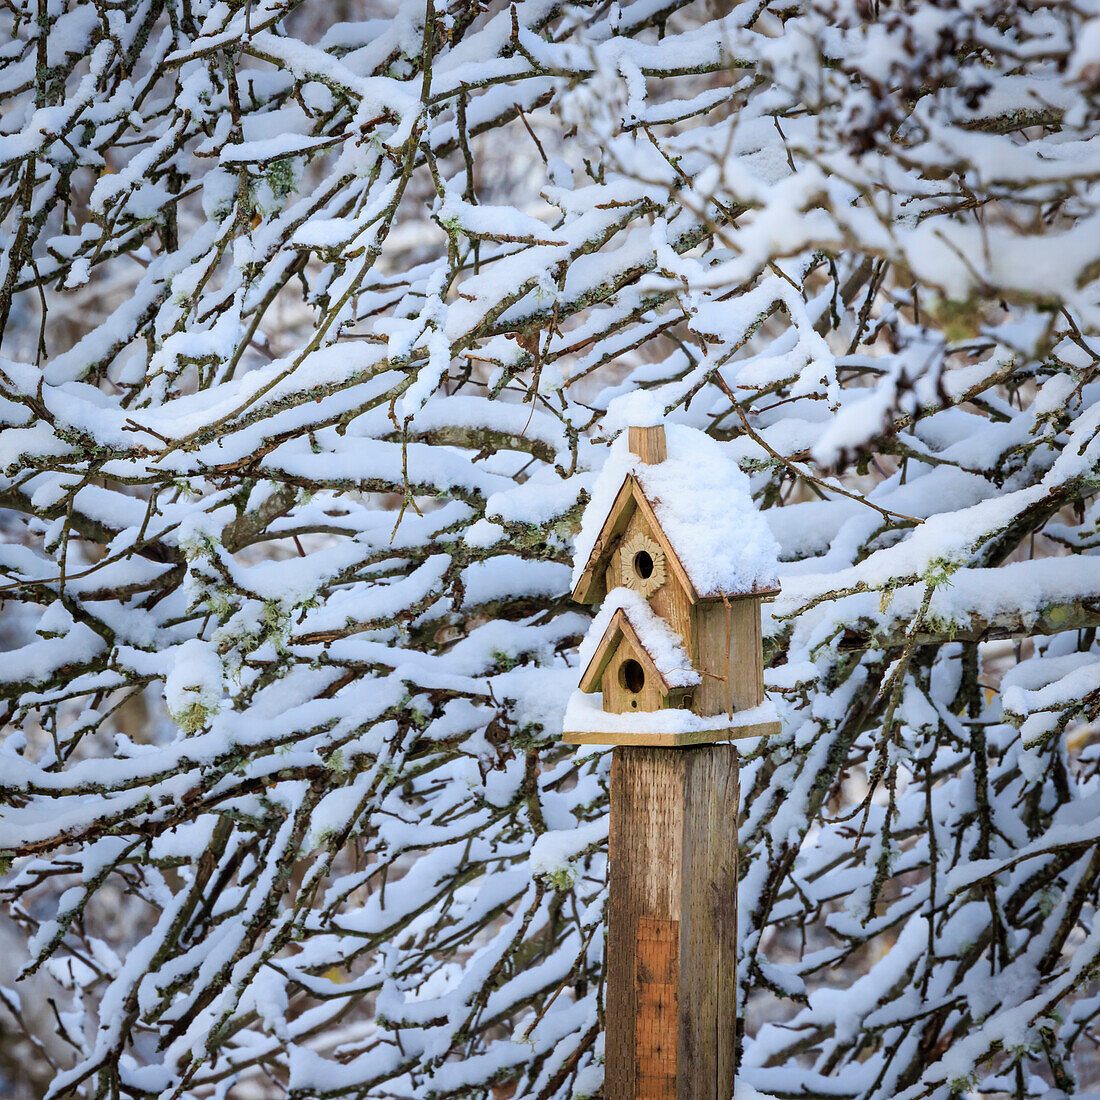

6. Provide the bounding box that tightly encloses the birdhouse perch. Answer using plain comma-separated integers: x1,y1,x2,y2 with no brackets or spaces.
564,420,781,747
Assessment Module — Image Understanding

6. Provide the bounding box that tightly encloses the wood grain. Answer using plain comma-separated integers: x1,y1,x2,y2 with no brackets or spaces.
628,424,667,464
581,608,674,712
680,748,739,1100
694,598,764,717
606,747,739,1100
636,917,678,1100
607,749,682,1100
601,652,665,714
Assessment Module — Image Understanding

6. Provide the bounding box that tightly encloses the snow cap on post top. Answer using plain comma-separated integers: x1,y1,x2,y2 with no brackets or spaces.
570,416,781,606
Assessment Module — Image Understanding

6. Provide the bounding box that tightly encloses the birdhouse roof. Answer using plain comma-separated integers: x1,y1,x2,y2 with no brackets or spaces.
577,588,701,694
571,423,781,603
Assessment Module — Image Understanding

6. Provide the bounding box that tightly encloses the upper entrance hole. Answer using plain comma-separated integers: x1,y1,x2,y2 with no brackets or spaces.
633,550,654,580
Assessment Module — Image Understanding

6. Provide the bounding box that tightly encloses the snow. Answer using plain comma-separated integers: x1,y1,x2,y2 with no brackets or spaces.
529,818,608,884
163,640,225,729
604,388,664,431
572,422,781,597
0,624,105,687
564,689,779,737
437,195,566,245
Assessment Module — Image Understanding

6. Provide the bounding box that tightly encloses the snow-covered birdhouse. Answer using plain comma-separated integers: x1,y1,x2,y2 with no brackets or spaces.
563,418,782,747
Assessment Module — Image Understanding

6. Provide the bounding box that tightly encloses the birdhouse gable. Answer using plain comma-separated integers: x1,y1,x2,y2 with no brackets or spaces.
572,475,696,606
578,590,700,695
571,423,782,605
582,614,669,713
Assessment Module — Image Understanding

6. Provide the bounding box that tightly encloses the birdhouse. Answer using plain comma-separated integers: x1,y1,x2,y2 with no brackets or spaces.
563,420,781,747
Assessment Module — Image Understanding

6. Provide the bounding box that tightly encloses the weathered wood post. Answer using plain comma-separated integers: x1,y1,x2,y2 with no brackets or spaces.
563,418,780,1100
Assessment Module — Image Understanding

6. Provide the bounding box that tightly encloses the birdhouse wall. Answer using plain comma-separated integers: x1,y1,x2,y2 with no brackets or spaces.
692,597,765,716
647,571,693,662
600,656,665,714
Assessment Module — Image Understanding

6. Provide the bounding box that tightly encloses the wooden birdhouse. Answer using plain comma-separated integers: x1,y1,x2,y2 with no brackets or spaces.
563,420,781,747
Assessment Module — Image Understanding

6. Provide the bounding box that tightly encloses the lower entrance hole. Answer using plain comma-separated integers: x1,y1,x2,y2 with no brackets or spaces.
619,658,645,698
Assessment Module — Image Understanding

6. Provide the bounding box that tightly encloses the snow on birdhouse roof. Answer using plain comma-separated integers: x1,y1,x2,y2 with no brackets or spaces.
578,587,700,692
571,422,781,600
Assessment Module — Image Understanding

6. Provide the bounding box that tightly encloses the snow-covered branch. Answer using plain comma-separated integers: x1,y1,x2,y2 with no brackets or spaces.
3,0,1100,1097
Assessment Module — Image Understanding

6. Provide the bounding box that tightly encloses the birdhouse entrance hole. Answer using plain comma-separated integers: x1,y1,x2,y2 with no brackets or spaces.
620,532,666,598
619,659,645,703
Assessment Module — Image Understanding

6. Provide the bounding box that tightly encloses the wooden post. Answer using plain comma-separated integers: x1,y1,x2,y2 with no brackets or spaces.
565,418,777,1099
606,747,739,1100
